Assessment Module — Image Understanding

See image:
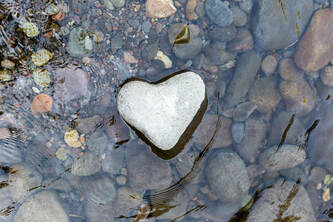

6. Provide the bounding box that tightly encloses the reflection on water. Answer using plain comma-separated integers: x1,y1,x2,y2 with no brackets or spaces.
0,0,333,221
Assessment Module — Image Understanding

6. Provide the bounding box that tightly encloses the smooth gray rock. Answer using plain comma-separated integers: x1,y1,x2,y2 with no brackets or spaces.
225,51,261,107
247,179,316,222
232,101,257,121
232,122,245,143
14,191,69,222
66,27,93,57
259,144,306,172
205,0,233,27
252,0,313,50
205,150,250,202
173,37,203,60
117,71,205,150
71,152,101,176
208,25,237,42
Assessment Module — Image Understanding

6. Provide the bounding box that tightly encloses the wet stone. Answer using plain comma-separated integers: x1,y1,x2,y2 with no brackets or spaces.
0,175,14,221
14,191,69,222
142,20,152,33
227,28,253,52
239,0,252,13
101,146,125,175
268,111,305,145
66,27,93,57
31,49,53,66
236,118,267,163
86,131,108,154
0,139,22,164
117,71,205,150
111,0,125,8
231,6,247,27
76,115,102,134
233,101,257,121
71,151,101,176
309,167,327,184
247,179,316,222
205,149,250,203
259,144,306,172
104,109,130,145
252,0,313,50
173,37,202,60
205,0,233,27
80,174,116,205
320,65,333,86
279,58,303,81
279,165,308,184
295,8,333,72
249,76,281,113
261,55,277,76
204,42,236,65
231,122,245,143
208,25,237,42
9,164,42,201
225,50,261,107
146,0,177,18
126,144,172,193
111,34,123,51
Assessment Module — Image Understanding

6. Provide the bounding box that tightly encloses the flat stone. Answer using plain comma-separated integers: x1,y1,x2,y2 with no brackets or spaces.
295,8,333,72
14,191,69,222
146,0,176,18
117,71,205,150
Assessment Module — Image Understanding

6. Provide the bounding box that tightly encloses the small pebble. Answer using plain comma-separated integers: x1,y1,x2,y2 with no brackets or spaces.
261,55,277,75
64,129,82,148
1,60,15,69
0,70,12,81
0,128,11,139
30,94,53,114
33,68,51,87
31,49,53,66
154,50,172,69
116,175,127,185
22,22,40,37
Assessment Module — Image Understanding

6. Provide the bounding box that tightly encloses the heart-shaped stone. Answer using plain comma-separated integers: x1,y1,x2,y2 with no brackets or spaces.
117,71,206,151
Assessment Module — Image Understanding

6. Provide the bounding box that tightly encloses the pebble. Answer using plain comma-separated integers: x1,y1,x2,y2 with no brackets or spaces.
280,78,315,116
111,34,123,51
71,151,101,176
225,50,261,107
205,149,250,202
104,108,130,145
123,51,138,64
232,6,247,27
14,191,69,222
205,42,236,65
232,101,257,121
102,146,124,175
67,27,93,57
111,0,125,8
146,0,177,18
87,131,108,154
76,115,102,134
236,118,267,163
261,55,277,76
32,68,51,87
186,0,198,20
54,66,89,102
142,20,152,33
173,37,202,60
1,59,15,69
31,49,53,66
252,0,313,50
22,22,39,37
80,174,116,205
64,129,81,148
295,8,333,72
126,144,172,193
30,93,53,114
104,0,114,10
321,65,333,86
0,128,10,139
116,175,127,185
208,25,237,42
192,114,232,148
205,0,233,27
0,70,12,81
279,58,303,81
249,76,281,113
117,71,205,150
231,122,245,143
247,179,315,222
154,50,172,69
239,0,252,13
9,164,42,201
227,28,253,52
259,144,306,172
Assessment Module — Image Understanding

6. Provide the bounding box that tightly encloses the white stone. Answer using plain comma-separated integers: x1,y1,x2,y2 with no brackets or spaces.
117,71,206,150
14,191,69,222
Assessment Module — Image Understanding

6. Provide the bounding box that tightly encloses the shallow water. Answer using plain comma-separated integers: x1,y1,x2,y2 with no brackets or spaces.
0,0,333,221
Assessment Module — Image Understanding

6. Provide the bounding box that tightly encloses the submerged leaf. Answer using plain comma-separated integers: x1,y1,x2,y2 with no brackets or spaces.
173,25,190,45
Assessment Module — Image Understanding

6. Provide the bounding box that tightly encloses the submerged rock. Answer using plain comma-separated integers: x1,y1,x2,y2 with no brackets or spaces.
252,0,313,50
117,71,205,150
71,151,101,176
205,0,233,27
295,8,333,72
247,179,316,222
205,150,250,203
146,0,176,18
14,191,69,222
66,27,93,57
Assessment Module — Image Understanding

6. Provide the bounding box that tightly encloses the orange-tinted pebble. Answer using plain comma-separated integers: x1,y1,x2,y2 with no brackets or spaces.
31,94,53,114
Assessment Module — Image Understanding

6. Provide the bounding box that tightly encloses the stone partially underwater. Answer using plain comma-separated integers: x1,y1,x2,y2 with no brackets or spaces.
117,71,207,159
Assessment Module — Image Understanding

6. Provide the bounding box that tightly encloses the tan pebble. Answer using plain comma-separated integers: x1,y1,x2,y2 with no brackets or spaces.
323,187,331,202
0,128,11,139
321,66,333,86
64,129,82,148
56,147,70,160
261,55,277,76
154,50,172,69
116,175,127,185
30,94,53,114
1,60,15,69
31,49,53,66
186,0,198,20
146,0,177,18
123,51,138,64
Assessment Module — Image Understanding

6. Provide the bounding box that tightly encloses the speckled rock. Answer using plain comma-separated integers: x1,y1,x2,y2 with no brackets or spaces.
252,0,313,50
280,78,315,116
14,191,69,222
117,71,205,150
295,8,333,72
205,150,250,202
247,179,316,222
225,51,261,107
236,118,267,163
249,77,281,113
205,0,233,27
259,144,306,172
126,144,172,193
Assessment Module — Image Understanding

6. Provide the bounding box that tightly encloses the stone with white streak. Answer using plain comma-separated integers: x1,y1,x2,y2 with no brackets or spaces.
117,71,206,150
